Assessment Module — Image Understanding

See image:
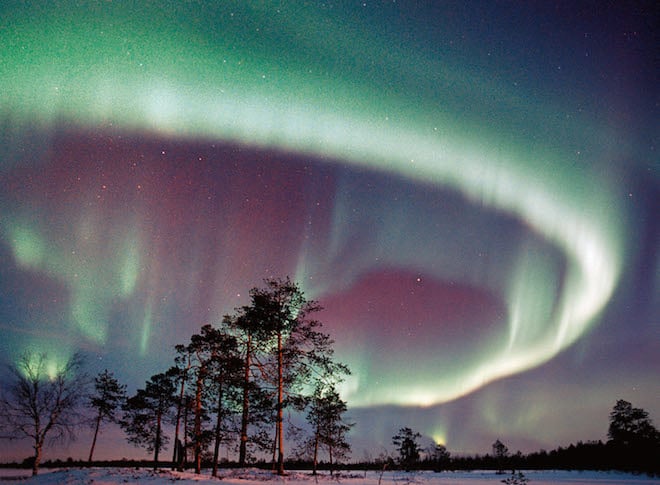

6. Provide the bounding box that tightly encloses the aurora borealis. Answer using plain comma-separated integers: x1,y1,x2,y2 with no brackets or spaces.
1,0,657,461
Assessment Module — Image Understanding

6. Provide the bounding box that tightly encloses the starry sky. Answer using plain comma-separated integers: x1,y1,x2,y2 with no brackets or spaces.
0,1,657,461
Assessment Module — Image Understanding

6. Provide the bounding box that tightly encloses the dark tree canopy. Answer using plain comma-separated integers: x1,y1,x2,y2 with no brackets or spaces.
88,369,126,462
224,308,273,467
428,443,451,471
492,438,509,458
121,372,177,469
392,427,422,471
492,438,509,473
606,399,659,473
304,383,353,475
180,324,243,475
608,399,659,447
246,277,347,475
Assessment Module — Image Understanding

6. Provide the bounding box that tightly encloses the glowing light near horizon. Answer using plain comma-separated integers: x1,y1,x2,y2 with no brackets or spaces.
432,431,448,447
16,350,70,382
0,3,626,410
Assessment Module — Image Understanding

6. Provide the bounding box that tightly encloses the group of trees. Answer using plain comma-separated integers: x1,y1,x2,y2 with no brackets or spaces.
0,275,658,477
0,278,353,476
383,400,659,475
386,428,507,473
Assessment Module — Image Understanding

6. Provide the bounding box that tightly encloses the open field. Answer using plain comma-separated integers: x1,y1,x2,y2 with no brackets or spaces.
1,468,658,484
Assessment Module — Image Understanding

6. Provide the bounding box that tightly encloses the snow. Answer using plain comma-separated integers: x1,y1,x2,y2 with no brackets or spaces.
2,468,658,484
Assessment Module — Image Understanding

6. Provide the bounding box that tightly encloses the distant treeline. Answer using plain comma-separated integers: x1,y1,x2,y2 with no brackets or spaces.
421,440,657,474
2,438,657,476
346,441,657,475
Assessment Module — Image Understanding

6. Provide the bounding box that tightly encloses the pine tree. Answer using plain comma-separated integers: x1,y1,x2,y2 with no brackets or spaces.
306,384,353,475
247,277,344,475
607,399,660,472
392,427,422,471
186,327,215,474
204,326,242,477
88,369,126,462
225,308,262,467
608,399,659,446
175,324,244,475
492,439,509,474
428,443,451,471
168,348,192,471
121,372,176,470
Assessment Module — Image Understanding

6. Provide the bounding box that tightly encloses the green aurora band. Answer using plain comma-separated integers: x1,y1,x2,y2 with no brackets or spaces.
1,2,627,407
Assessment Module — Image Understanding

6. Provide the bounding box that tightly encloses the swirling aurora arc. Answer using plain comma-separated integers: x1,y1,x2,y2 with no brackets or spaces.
0,1,657,458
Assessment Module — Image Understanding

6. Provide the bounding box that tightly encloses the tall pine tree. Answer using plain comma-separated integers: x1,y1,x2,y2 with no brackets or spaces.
247,277,347,475
88,370,126,462
305,384,353,475
121,372,176,470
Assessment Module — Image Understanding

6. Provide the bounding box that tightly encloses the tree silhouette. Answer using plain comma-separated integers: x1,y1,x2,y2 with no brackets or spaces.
202,325,242,477
121,372,176,470
607,399,659,472
492,439,509,473
247,277,344,475
392,427,422,471
501,470,529,485
224,307,273,467
608,399,659,446
183,325,221,474
87,369,126,462
0,352,87,476
173,324,245,475
168,347,192,470
428,443,451,471
304,383,353,475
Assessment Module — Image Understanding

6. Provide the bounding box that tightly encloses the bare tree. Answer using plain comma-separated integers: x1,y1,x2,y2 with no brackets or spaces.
0,352,87,476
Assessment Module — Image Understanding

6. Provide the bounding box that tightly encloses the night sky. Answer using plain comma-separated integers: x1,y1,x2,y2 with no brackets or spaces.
1,1,657,461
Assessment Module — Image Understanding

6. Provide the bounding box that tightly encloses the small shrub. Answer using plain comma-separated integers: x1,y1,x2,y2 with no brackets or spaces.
501,470,529,485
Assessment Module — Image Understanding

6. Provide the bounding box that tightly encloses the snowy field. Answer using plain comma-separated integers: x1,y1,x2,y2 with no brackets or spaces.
1,468,658,484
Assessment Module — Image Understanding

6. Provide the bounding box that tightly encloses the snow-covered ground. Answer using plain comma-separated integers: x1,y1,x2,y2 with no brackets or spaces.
1,468,658,484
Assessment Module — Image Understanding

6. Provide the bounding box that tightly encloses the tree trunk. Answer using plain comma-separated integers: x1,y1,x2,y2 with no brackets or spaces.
183,396,190,468
32,438,43,476
271,424,278,472
312,429,319,475
212,376,224,477
329,444,334,476
238,331,251,467
154,409,162,470
88,413,102,462
172,361,188,470
194,371,204,474
276,331,285,475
